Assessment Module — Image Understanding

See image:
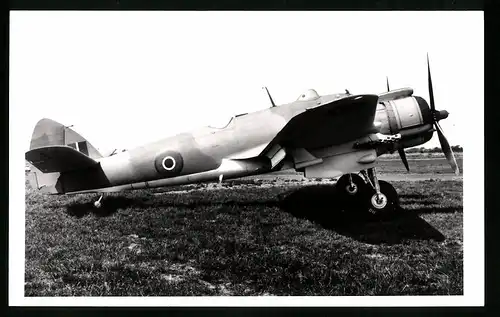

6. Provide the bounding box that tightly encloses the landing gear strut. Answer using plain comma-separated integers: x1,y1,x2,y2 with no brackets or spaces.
337,168,399,217
362,168,399,216
367,168,387,209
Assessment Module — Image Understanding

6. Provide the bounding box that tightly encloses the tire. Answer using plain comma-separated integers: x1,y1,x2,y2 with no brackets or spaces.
365,180,399,218
336,173,368,212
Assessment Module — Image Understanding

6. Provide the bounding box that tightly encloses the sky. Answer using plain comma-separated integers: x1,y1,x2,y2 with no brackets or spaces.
10,11,483,154
9,11,484,306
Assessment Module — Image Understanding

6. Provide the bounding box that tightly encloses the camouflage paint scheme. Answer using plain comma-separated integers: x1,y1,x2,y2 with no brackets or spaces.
26,88,439,195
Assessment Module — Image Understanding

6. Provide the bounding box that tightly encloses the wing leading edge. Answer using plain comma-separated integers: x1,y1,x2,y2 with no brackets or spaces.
260,94,380,154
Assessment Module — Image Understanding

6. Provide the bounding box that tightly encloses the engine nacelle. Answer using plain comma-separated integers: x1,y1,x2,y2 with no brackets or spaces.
374,96,434,148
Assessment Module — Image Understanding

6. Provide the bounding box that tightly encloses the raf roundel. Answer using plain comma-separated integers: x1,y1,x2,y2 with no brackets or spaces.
162,156,176,171
154,150,184,176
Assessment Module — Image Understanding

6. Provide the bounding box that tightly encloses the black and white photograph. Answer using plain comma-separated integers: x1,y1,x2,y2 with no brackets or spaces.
10,10,483,306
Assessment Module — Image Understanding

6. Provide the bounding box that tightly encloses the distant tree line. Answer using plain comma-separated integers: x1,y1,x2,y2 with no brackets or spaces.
406,145,463,153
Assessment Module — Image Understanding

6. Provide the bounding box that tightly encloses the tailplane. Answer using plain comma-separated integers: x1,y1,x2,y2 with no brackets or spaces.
26,118,104,194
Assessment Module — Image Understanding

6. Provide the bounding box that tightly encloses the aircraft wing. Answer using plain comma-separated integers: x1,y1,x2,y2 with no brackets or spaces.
261,94,380,153
25,145,99,173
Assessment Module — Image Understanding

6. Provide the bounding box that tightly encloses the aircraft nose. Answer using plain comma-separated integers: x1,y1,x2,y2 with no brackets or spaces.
414,95,449,124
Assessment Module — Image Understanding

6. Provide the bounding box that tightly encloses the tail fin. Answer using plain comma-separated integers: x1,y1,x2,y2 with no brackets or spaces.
29,118,103,159
26,118,104,194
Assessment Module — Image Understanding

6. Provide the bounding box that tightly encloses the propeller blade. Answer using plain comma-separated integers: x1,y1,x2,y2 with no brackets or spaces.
425,54,458,174
427,53,436,113
434,121,460,175
386,76,390,92
398,148,410,172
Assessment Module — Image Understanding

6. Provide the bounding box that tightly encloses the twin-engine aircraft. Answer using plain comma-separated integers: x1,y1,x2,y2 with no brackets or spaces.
25,56,459,216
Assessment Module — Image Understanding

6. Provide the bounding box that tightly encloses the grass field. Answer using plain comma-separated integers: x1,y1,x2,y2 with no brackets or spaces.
24,157,463,296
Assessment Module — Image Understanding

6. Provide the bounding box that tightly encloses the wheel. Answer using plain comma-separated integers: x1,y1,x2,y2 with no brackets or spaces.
365,180,399,218
94,195,103,208
336,173,368,211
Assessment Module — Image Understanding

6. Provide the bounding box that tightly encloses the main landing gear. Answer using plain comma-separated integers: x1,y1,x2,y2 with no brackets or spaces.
336,168,399,218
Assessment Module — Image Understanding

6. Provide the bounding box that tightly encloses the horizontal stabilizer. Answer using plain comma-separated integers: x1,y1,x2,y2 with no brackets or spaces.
25,145,99,173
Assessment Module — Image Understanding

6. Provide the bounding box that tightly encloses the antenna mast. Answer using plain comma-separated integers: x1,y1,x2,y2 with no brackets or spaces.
262,86,276,107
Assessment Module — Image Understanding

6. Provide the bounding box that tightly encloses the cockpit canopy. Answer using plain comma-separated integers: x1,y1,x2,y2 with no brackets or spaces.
208,116,234,129
296,89,320,101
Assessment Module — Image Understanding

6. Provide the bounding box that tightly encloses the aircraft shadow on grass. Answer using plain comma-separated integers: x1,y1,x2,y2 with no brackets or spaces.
65,185,447,246
64,194,281,218
65,197,139,218
278,185,447,245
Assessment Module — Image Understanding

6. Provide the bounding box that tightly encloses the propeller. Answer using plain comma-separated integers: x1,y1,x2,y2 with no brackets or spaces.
387,75,411,172
426,54,460,175
398,148,410,172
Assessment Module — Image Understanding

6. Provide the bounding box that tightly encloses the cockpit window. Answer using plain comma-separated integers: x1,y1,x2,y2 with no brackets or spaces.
296,89,320,101
208,116,234,129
